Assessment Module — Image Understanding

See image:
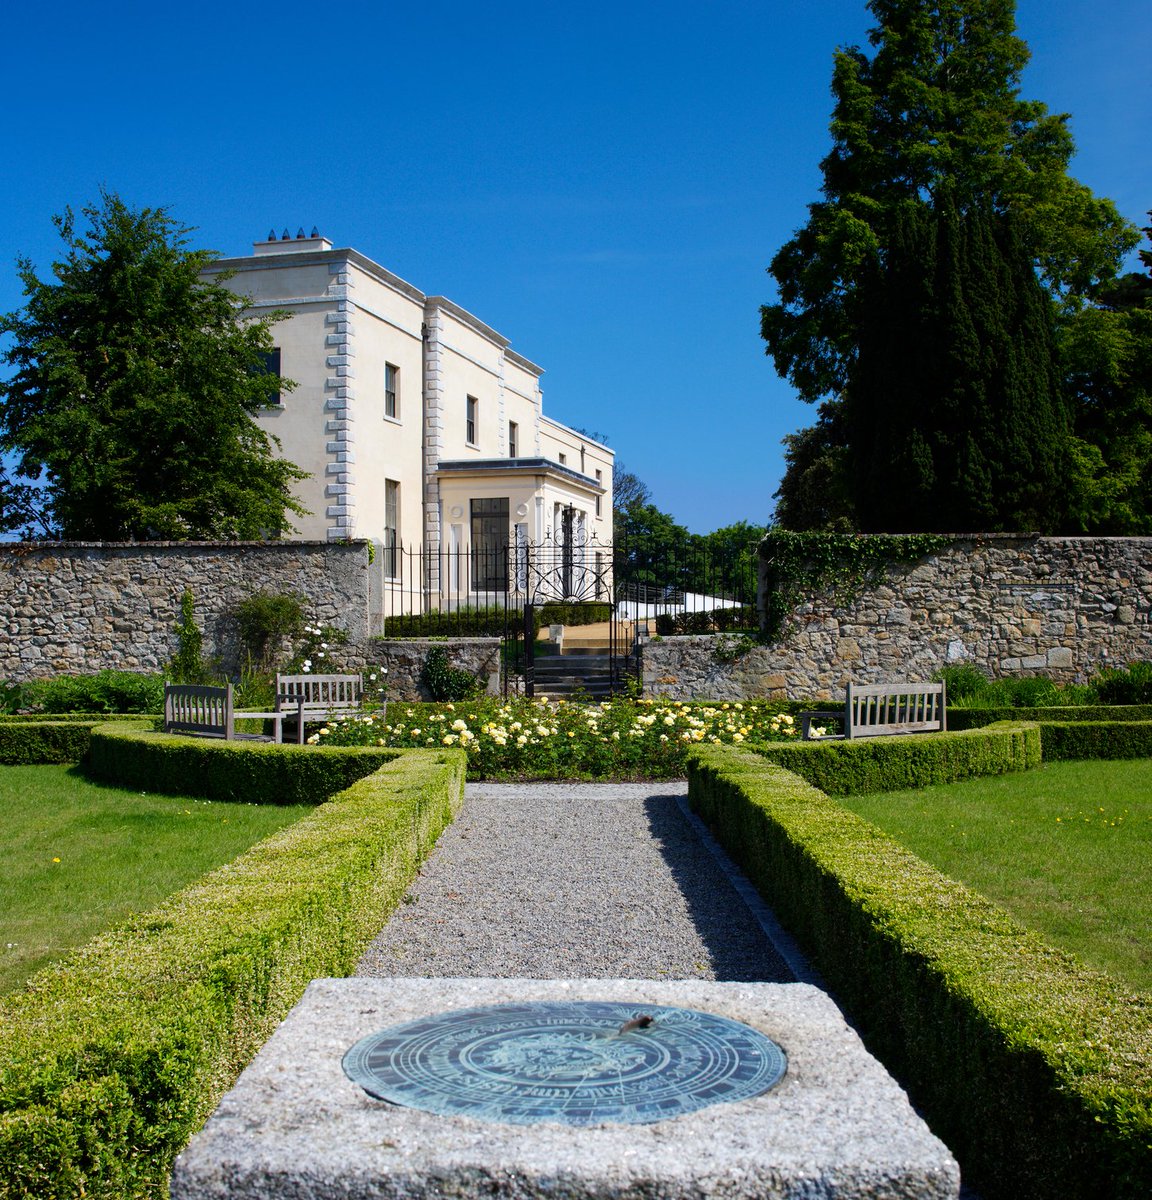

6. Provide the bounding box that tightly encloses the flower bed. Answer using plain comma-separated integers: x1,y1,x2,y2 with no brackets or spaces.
308,697,801,779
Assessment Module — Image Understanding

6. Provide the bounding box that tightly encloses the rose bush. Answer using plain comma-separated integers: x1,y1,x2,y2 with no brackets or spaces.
308,697,799,780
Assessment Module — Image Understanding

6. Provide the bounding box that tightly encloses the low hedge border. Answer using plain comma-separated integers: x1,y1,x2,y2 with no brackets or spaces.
85,723,398,806
1036,719,1152,761
686,744,1152,1200
0,719,149,765
948,704,1152,729
0,747,466,1200
748,722,1041,795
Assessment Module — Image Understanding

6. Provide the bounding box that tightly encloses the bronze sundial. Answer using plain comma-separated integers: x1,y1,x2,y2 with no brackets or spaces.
342,1000,787,1126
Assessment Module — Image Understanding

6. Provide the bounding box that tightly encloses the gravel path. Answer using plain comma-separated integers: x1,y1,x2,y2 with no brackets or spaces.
356,782,797,983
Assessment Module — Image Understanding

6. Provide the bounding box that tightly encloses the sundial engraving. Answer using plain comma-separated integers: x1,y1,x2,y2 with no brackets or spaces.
342,1000,787,1125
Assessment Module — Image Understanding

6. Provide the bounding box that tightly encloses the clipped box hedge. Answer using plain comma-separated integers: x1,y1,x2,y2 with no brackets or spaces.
687,744,1152,1200
750,721,1040,795
0,748,466,1200
948,704,1152,730
1036,719,1152,761
85,723,398,806
0,719,149,765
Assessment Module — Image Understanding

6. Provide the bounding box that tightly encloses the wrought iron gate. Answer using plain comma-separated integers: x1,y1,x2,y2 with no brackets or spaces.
516,529,635,699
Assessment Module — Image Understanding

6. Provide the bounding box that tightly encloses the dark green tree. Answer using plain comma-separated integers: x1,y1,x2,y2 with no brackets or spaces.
1061,215,1152,533
762,0,1137,531
0,191,307,540
848,197,1067,530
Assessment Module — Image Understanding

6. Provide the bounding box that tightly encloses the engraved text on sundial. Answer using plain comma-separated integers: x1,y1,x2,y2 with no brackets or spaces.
342,1000,787,1126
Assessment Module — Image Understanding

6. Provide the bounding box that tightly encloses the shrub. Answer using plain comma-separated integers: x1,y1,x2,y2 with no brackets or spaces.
85,723,396,805
0,749,465,1200
934,663,987,701
1037,720,1152,761
1090,661,1152,704
948,704,1152,730
654,606,757,636
421,646,484,702
315,697,801,779
686,745,1152,1200
234,590,305,669
18,672,165,715
749,722,1040,795
0,720,135,765
169,589,212,684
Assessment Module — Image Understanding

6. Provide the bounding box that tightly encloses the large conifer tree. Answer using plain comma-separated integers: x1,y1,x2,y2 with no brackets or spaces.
762,0,1136,532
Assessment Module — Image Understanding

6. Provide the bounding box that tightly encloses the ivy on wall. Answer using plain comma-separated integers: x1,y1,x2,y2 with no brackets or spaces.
760,531,955,642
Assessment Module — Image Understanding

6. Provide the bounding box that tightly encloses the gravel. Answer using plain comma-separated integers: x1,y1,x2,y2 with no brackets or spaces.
356,782,797,983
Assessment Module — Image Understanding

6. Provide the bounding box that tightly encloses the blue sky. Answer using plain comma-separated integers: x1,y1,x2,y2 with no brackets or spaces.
2,0,1149,534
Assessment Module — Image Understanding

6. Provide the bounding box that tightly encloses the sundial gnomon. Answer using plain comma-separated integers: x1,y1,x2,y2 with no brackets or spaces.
342,1000,786,1126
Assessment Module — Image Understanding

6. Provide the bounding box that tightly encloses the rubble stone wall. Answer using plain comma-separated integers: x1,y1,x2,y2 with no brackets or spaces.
0,541,371,681
644,535,1152,701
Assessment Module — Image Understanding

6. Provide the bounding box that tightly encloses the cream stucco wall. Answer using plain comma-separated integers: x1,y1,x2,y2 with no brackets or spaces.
203,234,613,582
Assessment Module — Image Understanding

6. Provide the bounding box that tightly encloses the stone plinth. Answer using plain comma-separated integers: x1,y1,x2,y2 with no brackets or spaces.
171,977,959,1200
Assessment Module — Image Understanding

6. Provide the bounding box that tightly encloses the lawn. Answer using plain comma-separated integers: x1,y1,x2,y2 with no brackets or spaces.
838,759,1152,994
0,764,313,994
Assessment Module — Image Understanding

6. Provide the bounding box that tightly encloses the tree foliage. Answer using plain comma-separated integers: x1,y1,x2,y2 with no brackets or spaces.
762,0,1139,533
848,198,1067,531
1060,216,1152,533
0,191,307,540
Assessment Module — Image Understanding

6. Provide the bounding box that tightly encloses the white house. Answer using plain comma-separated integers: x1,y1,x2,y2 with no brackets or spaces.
203,230,614,615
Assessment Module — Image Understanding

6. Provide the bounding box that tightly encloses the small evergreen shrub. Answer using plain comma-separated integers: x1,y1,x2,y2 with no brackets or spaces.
18,671,165,715
1091,661,1152,704
234,590,305,669
421,647,484,702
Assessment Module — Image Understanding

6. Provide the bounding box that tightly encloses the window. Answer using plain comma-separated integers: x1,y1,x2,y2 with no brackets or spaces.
256,348,282,405
466,395,478,445
558,452,567,466
471,497,509,590
595,469,603,517
384,363,398,419
508,420,518,458
384,480,399,578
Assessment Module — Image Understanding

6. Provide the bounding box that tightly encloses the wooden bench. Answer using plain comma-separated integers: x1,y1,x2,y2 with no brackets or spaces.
275,673,364,744
800,681,946,741
164,683,286,742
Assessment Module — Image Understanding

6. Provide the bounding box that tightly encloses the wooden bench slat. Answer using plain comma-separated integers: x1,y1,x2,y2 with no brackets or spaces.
801,681,947,741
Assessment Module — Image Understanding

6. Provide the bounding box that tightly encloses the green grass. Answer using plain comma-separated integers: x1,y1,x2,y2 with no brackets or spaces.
838,759,1152,994
0,764,312,994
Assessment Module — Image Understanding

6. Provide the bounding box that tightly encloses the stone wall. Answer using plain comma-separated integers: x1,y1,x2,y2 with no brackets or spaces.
370,639,503,701
644,535,1152,701
0,541,371,682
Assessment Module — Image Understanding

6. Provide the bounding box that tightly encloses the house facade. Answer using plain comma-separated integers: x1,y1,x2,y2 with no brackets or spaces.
203,230,613,615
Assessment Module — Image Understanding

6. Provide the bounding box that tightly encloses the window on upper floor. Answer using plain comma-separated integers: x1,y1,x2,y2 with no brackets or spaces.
595,469,603,517
558,452,567,466
466,395,478,446
509,420,518,458
384,479,399,579
256,348,282,406
385,363,399,419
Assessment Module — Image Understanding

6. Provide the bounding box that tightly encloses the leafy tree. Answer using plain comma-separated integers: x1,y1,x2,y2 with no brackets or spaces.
0,191,307,540
613,500,695,598
762,0,1137,531
1060,215,1152,533
612,465,651,513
